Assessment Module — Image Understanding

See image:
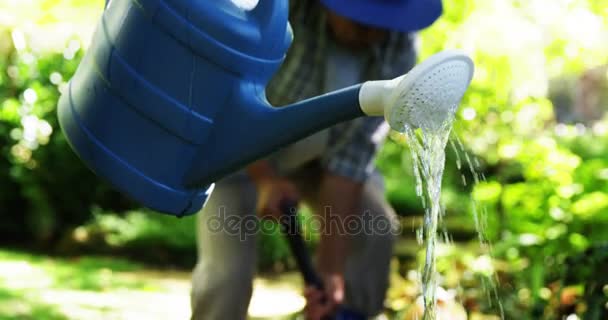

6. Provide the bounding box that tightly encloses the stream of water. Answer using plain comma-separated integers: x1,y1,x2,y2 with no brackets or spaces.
402,121,453,319
405,121,504,319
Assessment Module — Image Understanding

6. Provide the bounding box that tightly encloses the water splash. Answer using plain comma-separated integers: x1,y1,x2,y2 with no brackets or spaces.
450,132,505,319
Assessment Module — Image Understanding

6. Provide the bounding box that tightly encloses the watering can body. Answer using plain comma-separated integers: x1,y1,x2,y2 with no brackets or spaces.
58,0,363,216
58,0,290,216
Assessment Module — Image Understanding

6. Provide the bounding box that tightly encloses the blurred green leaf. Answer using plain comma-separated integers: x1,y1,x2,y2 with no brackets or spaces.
472,181,502,204
571,192,608,219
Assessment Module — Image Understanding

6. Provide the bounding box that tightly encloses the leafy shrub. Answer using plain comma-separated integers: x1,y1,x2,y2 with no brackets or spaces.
1,2,608,318
0,30,137,244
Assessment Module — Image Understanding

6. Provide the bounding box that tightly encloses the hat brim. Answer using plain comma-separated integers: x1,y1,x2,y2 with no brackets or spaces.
320,0,443,32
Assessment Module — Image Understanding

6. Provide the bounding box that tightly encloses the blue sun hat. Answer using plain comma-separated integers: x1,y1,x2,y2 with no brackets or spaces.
320,0,443,32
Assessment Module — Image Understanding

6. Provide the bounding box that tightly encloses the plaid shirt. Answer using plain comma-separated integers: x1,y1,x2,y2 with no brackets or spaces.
266,0,417,182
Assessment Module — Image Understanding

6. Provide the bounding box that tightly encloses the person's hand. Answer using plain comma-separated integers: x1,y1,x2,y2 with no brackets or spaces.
255,177,299,220
303,273,345,320
247,160,299,219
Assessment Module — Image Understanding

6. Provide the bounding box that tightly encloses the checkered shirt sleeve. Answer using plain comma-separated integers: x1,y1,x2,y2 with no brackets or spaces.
266,1,417,182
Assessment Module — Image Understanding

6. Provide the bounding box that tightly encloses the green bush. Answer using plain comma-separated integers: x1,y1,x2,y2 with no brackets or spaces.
0,30,137,244
377,0,608,318
1,1,608,318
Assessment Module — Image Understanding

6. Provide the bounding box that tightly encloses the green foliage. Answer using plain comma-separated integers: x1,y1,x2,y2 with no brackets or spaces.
378,0,608,318
0,0,137,244
70,209,198,266
0,32,135,243
558,245,608,319
1,1,608,318
87,208,197,251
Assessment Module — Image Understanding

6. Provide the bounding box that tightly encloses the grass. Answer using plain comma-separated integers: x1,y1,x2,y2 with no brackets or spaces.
0,250,148,291
0,249,190,319
0,287,68,320
0,248,304,320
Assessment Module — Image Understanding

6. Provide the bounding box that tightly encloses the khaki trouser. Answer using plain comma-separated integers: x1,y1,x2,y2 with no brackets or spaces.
190,151,398,319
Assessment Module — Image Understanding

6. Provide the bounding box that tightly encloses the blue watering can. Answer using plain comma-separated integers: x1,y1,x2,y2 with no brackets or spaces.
58,0,474,217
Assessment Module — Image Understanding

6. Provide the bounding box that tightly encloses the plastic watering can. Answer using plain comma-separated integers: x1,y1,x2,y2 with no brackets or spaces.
58,0,474,217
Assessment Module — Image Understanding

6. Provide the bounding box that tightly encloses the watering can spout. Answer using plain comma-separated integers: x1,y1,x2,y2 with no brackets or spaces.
185,48,477,190
183,83,366,187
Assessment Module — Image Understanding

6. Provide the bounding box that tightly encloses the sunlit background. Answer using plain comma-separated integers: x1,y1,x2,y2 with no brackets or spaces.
0,0,607,319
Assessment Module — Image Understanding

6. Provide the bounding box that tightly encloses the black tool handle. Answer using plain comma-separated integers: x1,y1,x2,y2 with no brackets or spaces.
279,199,325,290
279,200,365,320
